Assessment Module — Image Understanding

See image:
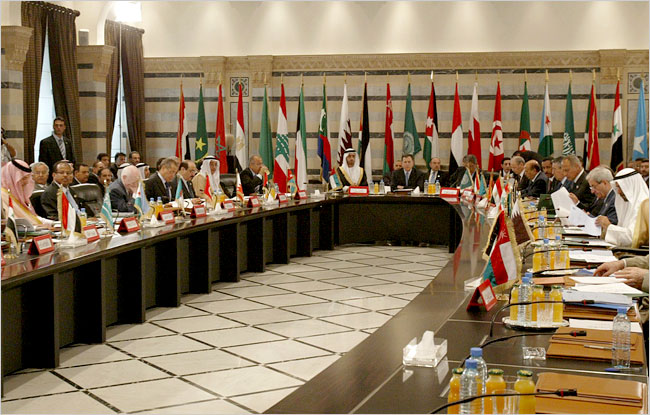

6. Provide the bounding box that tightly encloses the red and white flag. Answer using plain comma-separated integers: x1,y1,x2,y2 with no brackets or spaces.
586,84,600,170
384,83,395,174
337,84,353,166
58,189,80,236
235,84,247,170
215,83,228,173
235,170,244,203
488,82,504,172
274,84,290,193
492,176,504,209
468,81,482,169
175,83,189,160
449,83,464,175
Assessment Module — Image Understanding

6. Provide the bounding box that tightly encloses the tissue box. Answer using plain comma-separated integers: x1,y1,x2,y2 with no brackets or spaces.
402,336,448,367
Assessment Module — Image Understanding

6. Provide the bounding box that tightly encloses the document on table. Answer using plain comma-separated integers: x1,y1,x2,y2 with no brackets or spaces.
572,282,646,296
562,289,633,305
570,276,621,285
569,318,643,333
562,237,614,248
567,205,601,237
569,249,617,263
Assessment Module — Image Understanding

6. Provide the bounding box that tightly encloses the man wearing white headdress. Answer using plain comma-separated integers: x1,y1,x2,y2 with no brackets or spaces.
136,162,150,180
596,168,649,247
331,148,368,190
192,156,221,200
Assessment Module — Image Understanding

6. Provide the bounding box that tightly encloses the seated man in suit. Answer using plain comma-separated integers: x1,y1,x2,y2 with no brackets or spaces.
144,157,178,203
390,154,424,190
562,154,595,209
511,155,528,191
500,157,513,180
586,167,617,224
383,160,401,186
108,165,140,213
521,160,548,198
38,117,75,180
541,157,553,183
178,160,202,203
72,162,90,185
426,157,448,187
128,151,141,165
110,152,126,178
40,160,81,220
548,156,569,193
241,155,268,195
331,148,368,189
30,162,49,191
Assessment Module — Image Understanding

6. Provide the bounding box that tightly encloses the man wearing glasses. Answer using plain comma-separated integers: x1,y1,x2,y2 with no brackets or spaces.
40,160,82,220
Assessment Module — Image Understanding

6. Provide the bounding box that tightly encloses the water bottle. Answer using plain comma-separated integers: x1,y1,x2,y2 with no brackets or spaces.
460,359,480,415
612,306,631,369
79,208,87,227
435,178,441,195
538,215,546,240
424,180,429,194
470,347,487,413
518,273,533,324
543,238,550,270
379,181,385,194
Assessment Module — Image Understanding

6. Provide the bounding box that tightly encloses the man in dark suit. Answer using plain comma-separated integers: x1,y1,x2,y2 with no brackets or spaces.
426,157,449,187
500,157,513,180
144,157,178,203
241,155,267,195
390,154,424,190
586,167,618,224
547,157,566,193
38,117,75,180
521,160,548,198
178,160,198,199
108,165,140,213
110,152,126,178
511,155,528,191
562,154,595,209
72,162,90,185
41,160,81,220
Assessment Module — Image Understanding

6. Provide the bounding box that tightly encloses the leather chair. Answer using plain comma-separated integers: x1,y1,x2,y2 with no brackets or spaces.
30,190,46,218
220,174,237,198
70,183,103,217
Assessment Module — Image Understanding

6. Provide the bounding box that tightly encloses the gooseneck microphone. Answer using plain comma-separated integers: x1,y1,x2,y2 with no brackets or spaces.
430,389,579,414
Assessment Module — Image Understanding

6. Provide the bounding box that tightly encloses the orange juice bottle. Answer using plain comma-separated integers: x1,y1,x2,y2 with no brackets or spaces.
532,251,542,272
515,370,536,414
531,285,544,322
510,284,520,322
551,285,563,323
485,368,506,414
447,367,464,414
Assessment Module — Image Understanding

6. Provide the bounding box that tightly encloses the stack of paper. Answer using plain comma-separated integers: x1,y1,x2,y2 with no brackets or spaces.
572,282,645,296
569,318,643,333
569,249,617,263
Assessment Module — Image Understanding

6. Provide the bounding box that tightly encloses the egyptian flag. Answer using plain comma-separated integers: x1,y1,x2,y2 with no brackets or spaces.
610,80,624,171
58,188,81,236
176,83,190,160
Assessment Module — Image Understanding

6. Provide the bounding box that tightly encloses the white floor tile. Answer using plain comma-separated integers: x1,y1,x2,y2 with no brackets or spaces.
340,296,410,311
318,261,367,270
222,308,307,325
55,360,169,389
185,366,302,397
230,387,298,413
59,344,132,368
136,399,250,414
405,279,433,288
181,291,236,304
413,268,443,277
2,391,115,414
144,349,255,376
266,264,324,273
188,327,284,348
110,335,211,358
217,285,293,298
242,273,307,284
225,339,331,364
258,318,350,337
283,302,367,317
382,263,438,272
378,308,403,316
297,331,369,353
322,312,392,330
268,355,339,381
323,276,392,287
290,256,339,264
3,371,77,400
393,292,420,301
273,280,344,292
339,266,397,276
251,293,327,307
349,257,407,266
358,283,424,295
146,305,210,321
306,288,381,301
154,315,244,334
212,280,260,289
106,323,176,342
321,252,372,260
371,272,433,283
190,298,270,314
293,269,356,280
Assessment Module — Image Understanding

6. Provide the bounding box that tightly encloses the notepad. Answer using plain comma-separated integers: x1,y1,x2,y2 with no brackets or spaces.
572,282,646,296
568,318,643,333
570,276,621,284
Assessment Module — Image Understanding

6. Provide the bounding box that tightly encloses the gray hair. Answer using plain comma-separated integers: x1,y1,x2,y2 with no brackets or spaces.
511,156,525,166
586,167,614,183
249,155,262,164
552,156,564,166
30,161,48,172
463,154,478,164
159,157,179,170
564,154,581,167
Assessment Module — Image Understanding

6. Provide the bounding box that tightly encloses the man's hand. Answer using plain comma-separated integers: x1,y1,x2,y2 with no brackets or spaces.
568,193,579,204
260,165,270,176
397,185,405,189
615,267,648,290
595,215,611,230
594,260,625,276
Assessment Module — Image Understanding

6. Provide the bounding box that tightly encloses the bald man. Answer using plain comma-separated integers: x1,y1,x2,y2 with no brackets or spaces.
426,157,449,187
241,155,269,195
521,160,548,198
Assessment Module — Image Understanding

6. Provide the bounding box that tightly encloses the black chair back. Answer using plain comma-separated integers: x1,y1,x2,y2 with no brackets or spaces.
30,190,46,218
70,183,103,217
220,174,237,198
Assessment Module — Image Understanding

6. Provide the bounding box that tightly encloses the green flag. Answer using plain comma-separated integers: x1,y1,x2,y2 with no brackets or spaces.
563,83,576,155
402,84,421,156
538,82,554,157
194,84,208,161
259,86,273,177
518,82,531,151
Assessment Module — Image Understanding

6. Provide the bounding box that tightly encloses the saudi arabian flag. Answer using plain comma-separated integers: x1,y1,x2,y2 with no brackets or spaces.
518,82,531,151
194,84,208,161
538,82,554,157
563,82,576,155
402,83,421,156
259,86,273,177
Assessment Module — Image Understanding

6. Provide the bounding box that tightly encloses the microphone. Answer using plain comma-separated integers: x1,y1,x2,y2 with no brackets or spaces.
488,300,565,337
430,389,578,414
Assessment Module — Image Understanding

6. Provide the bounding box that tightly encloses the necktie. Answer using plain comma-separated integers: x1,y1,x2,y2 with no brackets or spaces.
405,171,410,186
57,138,66,159
187,181,194,198
165,182,172,200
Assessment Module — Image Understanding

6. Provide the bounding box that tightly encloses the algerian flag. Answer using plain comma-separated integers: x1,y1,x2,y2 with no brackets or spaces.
194,84,208,161
633,80,648,160
259,85,273,177
538,82,554,157
402,83,421,156
563,82,576,155
518,82,531,151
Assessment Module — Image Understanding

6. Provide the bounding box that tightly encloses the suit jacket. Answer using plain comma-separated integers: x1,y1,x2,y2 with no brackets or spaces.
390,168,425,190
516,172,530,192
144,173,176,204
570,171,595,209
240,167,262,195
590,189,618,225
108,179,136,213
180,177,196,199
521,172,548,198
40,182,81,220
38,135,75,175
426,170,449,187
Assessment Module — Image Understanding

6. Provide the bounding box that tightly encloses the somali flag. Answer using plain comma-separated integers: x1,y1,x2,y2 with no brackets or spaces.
633,81,648,160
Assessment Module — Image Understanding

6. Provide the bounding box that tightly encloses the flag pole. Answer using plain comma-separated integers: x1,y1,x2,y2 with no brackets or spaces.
524,69,527,83
569,69,572,83
407,71,411,84
431,70,434,83
456,70,459,82
545,69,549,83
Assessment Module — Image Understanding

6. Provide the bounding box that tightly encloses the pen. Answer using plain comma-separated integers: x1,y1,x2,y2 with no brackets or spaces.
583,344,611,350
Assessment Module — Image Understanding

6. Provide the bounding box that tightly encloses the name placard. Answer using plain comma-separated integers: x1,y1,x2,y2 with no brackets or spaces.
462,188,474,198
277,193,288,204
27,234,55,255
83,225,100,242
118,217,140,233
295,190,308,200
247,196,261,208
440,187,460,197
191,205,207,218
348,186,369,196
221,200,236,212
467,279,497,311
158,210,175,225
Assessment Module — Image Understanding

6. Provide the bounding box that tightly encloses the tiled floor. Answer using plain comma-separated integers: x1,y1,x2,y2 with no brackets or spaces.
2,244,451,414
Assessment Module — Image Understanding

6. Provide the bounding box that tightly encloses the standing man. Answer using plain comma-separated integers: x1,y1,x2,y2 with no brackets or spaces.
38,117,75,178
390,154,424,190
427,157,448,187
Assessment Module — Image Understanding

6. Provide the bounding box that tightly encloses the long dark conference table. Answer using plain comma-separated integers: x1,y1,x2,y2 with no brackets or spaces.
2,194,646,414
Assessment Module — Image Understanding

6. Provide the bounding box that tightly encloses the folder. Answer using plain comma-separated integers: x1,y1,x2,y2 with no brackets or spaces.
547,328,645,365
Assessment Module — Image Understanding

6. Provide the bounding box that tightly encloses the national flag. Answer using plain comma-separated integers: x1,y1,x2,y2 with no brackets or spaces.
100,191,114,231
510,196,533,246
518,81,531,151
610,80,624,171
215,83,228,173
492,176,504,208
488,82,504,171
538,82,554,157
468,81,482,168
235,170,244,203
481,210,519,287
286,169,297,195
474,171,486,197
175,175,183,200
585,84,600,170
295,84,308,191
259,84,273,177
274,84,290,193
563,82,576,155
423,81,439,165
133,180,150,217
58,188,81,236
4,197,18,248
203,175,213,201
194,83,208,161
383,83,395,175
235,83,247,171
337,83,353,165
450,83,463,176
317,83,333,182
459,169,473,190
402,83,421,156
633,80,648,160
175,83,190,160
358,82,372,182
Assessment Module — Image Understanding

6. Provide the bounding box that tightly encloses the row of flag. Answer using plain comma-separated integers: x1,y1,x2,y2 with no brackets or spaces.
174,76,649,191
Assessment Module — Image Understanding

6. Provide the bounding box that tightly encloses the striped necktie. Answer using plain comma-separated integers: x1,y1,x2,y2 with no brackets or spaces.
56,137,66,159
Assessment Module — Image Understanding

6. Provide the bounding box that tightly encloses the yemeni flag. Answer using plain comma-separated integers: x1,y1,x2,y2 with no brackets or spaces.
423,81,439,165
402,83,421,156
259,85,273,178
518,81,531,151
337,84,353,165
563,82,576,155
585,84,600,170
317,83,333,182
358,82,372,182
538,82,554,157
610,80,624,171
274,84,290,193
176,83,190,159
450,83,463,176
295,84,308,191
468,82,482,168
195,84,208,161
235,83,247,171
481,210,518,287
488,82,504,172
383,83,395,175
215,84,228,173
58,188,81,236
633,80,648,160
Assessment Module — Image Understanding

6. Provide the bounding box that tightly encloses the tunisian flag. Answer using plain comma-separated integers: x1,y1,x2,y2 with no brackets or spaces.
488,82,504,172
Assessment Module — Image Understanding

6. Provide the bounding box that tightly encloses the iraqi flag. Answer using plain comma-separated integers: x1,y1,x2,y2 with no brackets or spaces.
58,188,81,236
610,80,624,171
175,83,190,160
449,83,463,176
488,82,504,172
481,210,518,287
274,84,290,193
468,81,482,168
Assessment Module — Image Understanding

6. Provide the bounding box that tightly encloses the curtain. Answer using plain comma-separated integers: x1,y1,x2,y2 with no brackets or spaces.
105,20,146,159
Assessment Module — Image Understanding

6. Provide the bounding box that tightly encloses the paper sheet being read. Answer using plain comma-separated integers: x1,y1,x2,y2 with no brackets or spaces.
551,187,575,223
567,205,601,237
572,282,646,295
569,319,643,333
